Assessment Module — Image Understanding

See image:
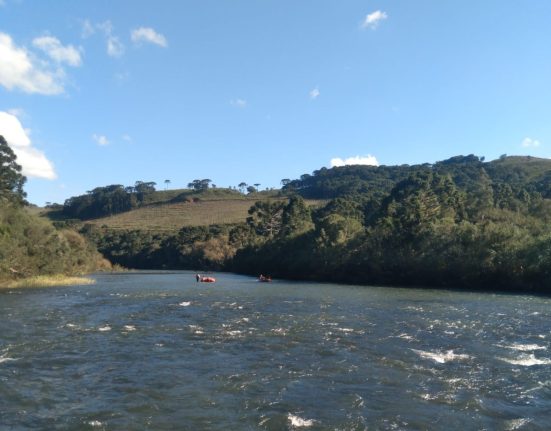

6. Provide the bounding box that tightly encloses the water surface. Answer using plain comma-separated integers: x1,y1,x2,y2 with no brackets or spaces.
1,272,551,430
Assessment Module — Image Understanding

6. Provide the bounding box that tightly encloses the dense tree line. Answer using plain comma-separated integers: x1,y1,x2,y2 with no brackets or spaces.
82,154,551,292
0,135,107,283
62,181,158,219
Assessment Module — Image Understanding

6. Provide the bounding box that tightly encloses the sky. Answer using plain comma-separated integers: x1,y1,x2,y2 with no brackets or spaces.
1,1,551,205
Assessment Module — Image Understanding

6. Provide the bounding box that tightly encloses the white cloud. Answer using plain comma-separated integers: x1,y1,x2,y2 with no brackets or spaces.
81,19,95,38
96,20,125,57
522,137,541,148
32,36,82,67
6,108,25,118
122,134,132,142
92,134,109,146
96,20,115,35
310,87,320,100
0,111,56,179
131,27,167,48
330,155,379,167
0,32,64,95
107,36,124,57
362,10,388,29
230,99,247,108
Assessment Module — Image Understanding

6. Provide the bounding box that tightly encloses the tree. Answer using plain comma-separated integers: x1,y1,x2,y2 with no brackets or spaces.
246,201,285,238
247,185,257,194
188,179,211,191
164,179,171,190
281,196,314,237
0,135,26,204
134,181,156,204
238,182,248,194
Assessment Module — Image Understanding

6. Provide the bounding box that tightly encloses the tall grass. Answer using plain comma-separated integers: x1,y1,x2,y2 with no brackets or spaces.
1,274,95,289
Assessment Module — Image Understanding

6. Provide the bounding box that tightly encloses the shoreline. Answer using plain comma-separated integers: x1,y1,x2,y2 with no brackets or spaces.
0,274,95,289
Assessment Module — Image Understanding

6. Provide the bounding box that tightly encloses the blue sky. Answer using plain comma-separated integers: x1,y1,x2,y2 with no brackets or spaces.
1,1,550,205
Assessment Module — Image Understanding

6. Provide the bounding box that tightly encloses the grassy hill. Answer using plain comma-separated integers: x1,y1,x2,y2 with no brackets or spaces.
46,154,551,234
86,198,281,231
45,187,325,232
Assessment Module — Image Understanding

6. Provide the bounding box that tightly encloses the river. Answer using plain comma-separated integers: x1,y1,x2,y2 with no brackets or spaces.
1,271,550,430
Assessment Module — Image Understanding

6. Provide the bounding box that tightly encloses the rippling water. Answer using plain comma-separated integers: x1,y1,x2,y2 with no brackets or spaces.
1,272,551,430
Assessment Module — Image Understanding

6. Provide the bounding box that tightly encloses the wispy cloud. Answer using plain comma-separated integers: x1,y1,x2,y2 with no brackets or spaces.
107,36,124,57
92,134,109,146
309,87,320,100
6,107,25,118
522,137,541,148
81,19,95,38
362,10,388,30
330,155,379,167
0,32,65,95
32,36,82,67
94,20,125,57
131,27,167,48
0,111,56,179
122,134,132,143
230,99,247,108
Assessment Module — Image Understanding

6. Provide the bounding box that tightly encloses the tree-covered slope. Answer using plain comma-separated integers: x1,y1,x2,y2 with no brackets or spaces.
0,135,108,284
71,153,551,292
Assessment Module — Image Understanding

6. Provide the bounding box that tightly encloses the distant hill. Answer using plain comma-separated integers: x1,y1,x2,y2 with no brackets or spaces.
46,187,324,232
48,154,551,233
284,155,551,200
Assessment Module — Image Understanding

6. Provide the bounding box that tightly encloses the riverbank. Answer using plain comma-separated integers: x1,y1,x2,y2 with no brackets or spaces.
0,274,95,289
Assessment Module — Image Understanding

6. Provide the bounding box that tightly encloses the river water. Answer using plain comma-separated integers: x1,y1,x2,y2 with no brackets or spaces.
1,272,551,430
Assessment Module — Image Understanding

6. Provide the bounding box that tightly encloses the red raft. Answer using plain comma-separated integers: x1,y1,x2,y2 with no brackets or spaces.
196,274,216,283
200,276,216,283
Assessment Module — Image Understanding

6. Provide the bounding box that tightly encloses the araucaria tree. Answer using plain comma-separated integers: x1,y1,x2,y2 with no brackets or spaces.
0,135,26,204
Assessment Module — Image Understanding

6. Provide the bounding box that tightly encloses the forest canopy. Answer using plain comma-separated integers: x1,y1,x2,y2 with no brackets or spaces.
75,154,551,293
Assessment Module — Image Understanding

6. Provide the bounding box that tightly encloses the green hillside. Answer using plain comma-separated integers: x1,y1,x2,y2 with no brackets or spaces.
44,153,551,293
50,185,324,232
0,135,107,285
86,198,284,232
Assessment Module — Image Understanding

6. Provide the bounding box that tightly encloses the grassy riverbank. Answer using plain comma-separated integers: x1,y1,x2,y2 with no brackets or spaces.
1,274,95,289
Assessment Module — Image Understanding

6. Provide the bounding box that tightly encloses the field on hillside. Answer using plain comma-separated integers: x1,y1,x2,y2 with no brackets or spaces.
84,197,325,232
86,199,262,231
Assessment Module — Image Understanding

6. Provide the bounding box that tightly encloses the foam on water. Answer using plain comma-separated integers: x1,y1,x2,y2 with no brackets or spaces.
411,349,472,364
395,333,415,341
225,330,243,337
189,324,204,335
505,418,532,430
271,328,288,335
288,413,315,427
123,325,136,331
98,325,111,332
499,354,551,366
0,353,15,364
179,301,191,307
498,343,547,352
